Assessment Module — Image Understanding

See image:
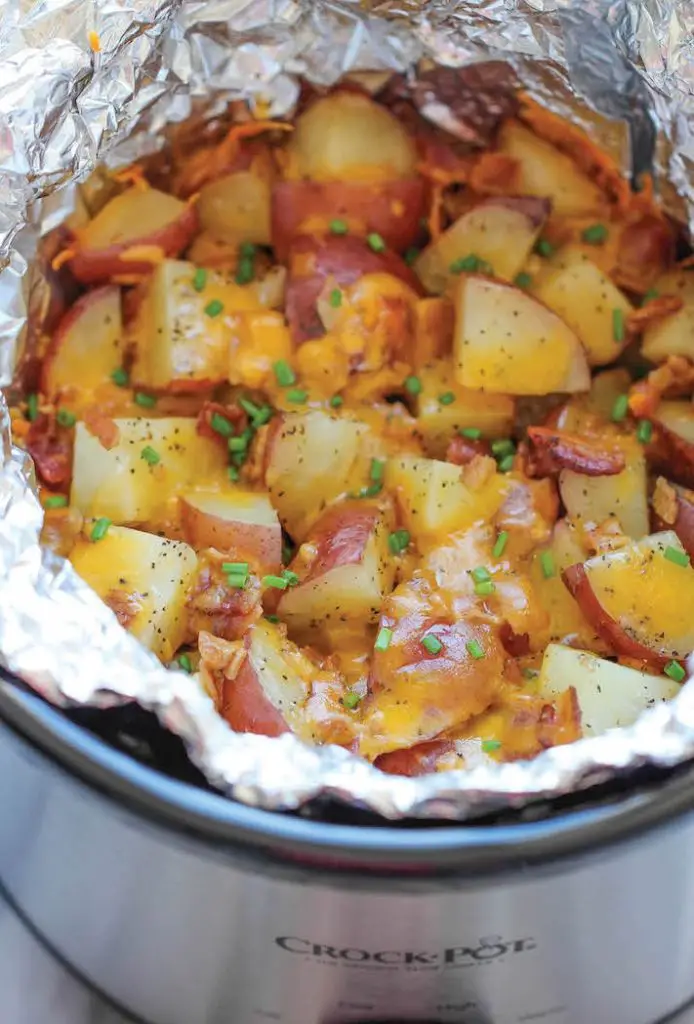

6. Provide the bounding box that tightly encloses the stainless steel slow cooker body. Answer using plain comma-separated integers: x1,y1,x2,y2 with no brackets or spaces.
2,677,694,1024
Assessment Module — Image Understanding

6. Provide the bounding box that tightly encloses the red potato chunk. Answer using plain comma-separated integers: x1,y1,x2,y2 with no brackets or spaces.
180,489,282,573
41,286,123,399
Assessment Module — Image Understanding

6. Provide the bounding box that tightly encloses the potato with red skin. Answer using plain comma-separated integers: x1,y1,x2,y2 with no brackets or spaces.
649,402,694,491
69,188,198,284
41,286,123,400
277,501,395,648
180,490,282,573
526,426,626,478
652,479,694,561
562,531,694,669
271,178,426,259
286,234,423,343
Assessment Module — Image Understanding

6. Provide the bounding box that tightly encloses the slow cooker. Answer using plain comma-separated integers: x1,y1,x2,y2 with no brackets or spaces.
2,674,694,1024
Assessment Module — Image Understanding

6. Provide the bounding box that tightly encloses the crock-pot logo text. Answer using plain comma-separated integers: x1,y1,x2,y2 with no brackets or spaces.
275,934,536,966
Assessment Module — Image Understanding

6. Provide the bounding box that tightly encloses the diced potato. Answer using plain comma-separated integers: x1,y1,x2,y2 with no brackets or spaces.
385,455,510,547
538,643,680,736
531,246,634,366
180,489,282,572
130,259,265,391
642,269,694,363
414,197,548,294
70,525,197,661
584,368,632,421
415,360,515,457
70,418,227,524
559,436,648,539
227,311,292,392
265,410,369,541
41,287,123,400
196,155,274,246
655,400,694,444
453,275,590,395
497,121,607,217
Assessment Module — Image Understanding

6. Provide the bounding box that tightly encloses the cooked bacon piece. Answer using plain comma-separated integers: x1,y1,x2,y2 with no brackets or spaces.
186,551,262,642
82,407,120,450
526,425,625,477
196,401,247,450
25,413,73,489
445,433,492,466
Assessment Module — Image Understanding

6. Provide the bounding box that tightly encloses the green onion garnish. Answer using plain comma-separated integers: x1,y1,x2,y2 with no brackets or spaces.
329,395,344,408
475,580,495,596
404,375,422,396
192,267,207,292
642,288,659,306
404,246,420,266
140,445,160,466
226,572,248,588
498,454,515,473
252,404,274,428
56,409,76,428
611,394,629,422
493,531,509,559
205,299,224,317
491,438,515,457
460,427,482,440
637,419,653,444
44,495,68,509
177,654,193,673
90,517,111,542
273,360,296,387
286,388,308,404
514,272,532,289
228,466,240,482
329,288,342,308
535,238,555,258
374,627,393,652
664,545,690,568
329,219,348,235
228,436,249,454
282,569,299,587
582,223,608,245
449,253,482,275
222,561,249,574
239,396,262,418
134,392,157,408
367,233,386,253
664,661,686,683
26,393,39,422
522,667,539,680
370,458,385,483
482,739,501,752
343,691,361,710
540,550,555,578
466,638,485,660
438,392,455,406
111,367,129,387
613,307,625,343
388,529,410,555
235,260,255,285
265,614,280,624
352,482,383,499
211,413,234,437
471,566,491,584
262,574,289,591
239,241,256,259
422,633,443,655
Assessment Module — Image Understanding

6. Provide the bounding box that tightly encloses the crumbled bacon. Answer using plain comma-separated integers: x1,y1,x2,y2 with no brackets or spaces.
25,413,72,488
83,407,120,450
526,425,625,477
104,589,143,630
186,551,262,642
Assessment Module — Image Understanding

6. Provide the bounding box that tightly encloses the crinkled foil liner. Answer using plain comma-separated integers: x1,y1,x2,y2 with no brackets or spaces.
0,0,694,821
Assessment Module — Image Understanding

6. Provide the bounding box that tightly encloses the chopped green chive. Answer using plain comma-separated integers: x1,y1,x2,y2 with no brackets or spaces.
535,238,555,258
90,517,111,542
466,638,485,660
388,529,410,555
222,561,249,574
367,233,386,253
664,545,690,568
239,241,256,259
228,465,240,482
228,435,249,453
192,267,207,292
475,580,495,597
482,739,502,752
370,458,385,484
375,626,393,652
582,223,608,245
235,259,255,285
612,307,625,343
140,445,160,466
238,396,262,418
329,288,342,308
343,691,361,710
449,253,482,275
664,660,686,683
231,451,246,467
329,395,344,408
205,299,225,317
211,412,234,437
422,633,443,655
329,219,348,235
460,427,482,440
262,574,289,590
471,567,491,584
252,404,273,428
177,654,193,673
498,454,515,473
404,375,422,396
611,394,629,423
134,392,157,408
404,246,420,266
26,393,39,422
265,614,280,624
44,495,68,509
522,667,539,680
637,419,653,444
282,569,299,587
642,288,659,306
226,572,248,588
352,482,383,499
493,531,509,559
111,367,129,387
438,391,455,406
540,550,556,578
491,438,515,457
56,409,76,428
273,360,296,387
514,272,533,289
286,388,308,404
282,541,294,565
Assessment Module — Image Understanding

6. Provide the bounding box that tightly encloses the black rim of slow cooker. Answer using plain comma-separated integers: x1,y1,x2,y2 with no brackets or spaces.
3,671,694,877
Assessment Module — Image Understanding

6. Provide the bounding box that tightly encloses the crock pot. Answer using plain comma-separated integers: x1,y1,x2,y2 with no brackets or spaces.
2,674,694,1024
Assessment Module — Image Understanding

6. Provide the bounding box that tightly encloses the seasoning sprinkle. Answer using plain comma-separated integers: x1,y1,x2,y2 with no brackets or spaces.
438,392,455,406
44,495,68,509
611,394,629,423
367,233,386,253
664,661,686,683
192,267,207,292
374,627,393,652
388,530,410,555
422,633,443,655
273,360,296,387
404,375,422,396
466,638,485,660
140,445,160,466
493,531,509,559
134,392,157,408
612,307,625,343
540,550,556,578
56,409,76,428
664,545,690,568
582,223,608,245
90,517,111,542
205,299,224,318
111,367,129,387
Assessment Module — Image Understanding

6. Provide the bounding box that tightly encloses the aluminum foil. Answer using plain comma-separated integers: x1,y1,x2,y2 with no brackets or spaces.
0,0,693,821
